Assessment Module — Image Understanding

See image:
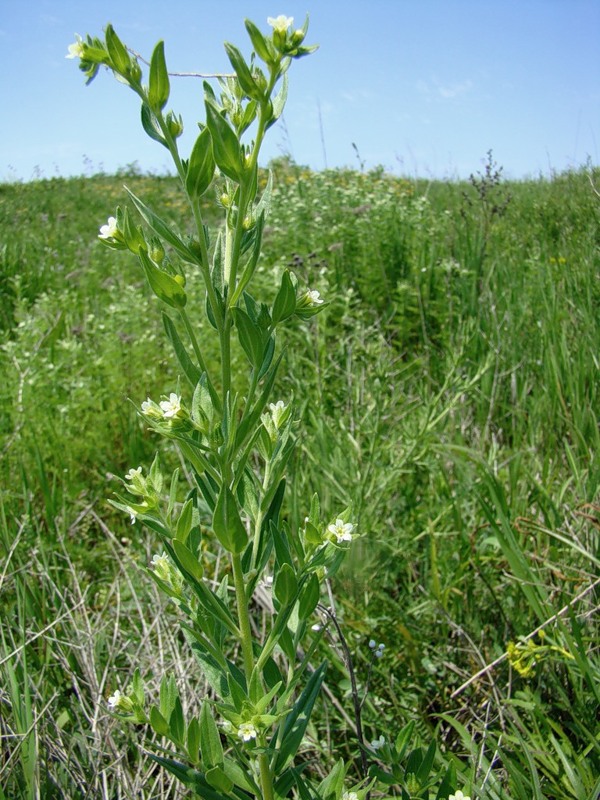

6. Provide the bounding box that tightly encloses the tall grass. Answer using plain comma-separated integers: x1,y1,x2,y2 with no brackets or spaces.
1,161,598,797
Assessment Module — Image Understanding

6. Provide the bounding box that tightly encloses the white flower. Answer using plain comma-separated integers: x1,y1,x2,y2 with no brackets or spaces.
151,552,170,572
159,393,182,418
66,35,84,59
328,518,355,543
449,792,471,800
343,793,359,800
140,398,163,419
98,216,119,240
370,734,386,750
125,466,143,482
267,15,294,33
237,722,258,742
306,289,324,305
107,690,123,709
127,508,137,525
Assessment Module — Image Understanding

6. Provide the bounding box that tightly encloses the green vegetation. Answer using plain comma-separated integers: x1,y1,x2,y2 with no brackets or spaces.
1,159,598,798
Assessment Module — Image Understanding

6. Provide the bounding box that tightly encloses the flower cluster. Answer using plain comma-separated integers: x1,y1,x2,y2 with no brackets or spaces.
369,639,385,659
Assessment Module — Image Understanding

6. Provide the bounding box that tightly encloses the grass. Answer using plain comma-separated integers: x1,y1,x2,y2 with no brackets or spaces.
0,158,598,798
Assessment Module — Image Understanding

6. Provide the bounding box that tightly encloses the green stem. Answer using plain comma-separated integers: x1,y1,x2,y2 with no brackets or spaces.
258,751,275,800
179,308,209,374
231,553,254,682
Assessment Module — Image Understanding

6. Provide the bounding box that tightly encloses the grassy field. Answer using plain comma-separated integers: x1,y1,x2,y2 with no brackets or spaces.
0,158,598,798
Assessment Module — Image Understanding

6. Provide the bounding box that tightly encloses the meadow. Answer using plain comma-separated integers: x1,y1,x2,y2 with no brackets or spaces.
0,157,598,798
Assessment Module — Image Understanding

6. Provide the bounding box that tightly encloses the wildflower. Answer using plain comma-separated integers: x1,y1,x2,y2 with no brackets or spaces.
66,35,84,59
327,518,355,544
267,15,294,33
107,689,134,713
311,623,322,632
125,467,143,482
127,507,137,525
237,721,258,742
98,216,119,240
159,393,182,418
150,552,170,580
140,397,163,419
370,734,386,750
369,639,377,649
343,793,359,800
305,289,324,305
261,399,290,441
449,791,471,800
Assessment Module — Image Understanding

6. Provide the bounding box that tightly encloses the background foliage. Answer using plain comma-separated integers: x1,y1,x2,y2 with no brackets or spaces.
1,158,598,798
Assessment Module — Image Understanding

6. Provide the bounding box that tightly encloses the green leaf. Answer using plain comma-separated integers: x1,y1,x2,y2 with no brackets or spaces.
213,485,248,554
159,674,178,720
138,247,187,308
272,269,297,324
205,766,234,794
169,696,186,745
186,127,215,199
150,705,170,737
232,306,264,367
274,563,298,606
175,498,194,543
317,758,346,799
191,373,216,432
199,701,223,769
126,186,196,262
187,717,201,764
244,20,276,63
162,313,201,388
223,757,260,793
273,662,327,771
269,73,289,128
141,102,168,147
148,40,170,111
172,539,203,580
229,212,265,306
298,573,320,620
104,24,130,75
205,99,244,182
224,42,261,100
146,754,226,799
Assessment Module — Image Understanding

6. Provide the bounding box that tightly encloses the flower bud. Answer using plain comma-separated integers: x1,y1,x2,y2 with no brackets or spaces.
166,111,184,138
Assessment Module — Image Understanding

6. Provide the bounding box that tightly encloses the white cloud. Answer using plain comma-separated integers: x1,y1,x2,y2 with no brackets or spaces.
416,76,474,101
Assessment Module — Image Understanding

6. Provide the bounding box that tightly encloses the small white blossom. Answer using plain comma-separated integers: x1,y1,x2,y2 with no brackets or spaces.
306,289,324,305
369,639,377,649
237,722,258,742
66,35,84,59
125,466,143,482
370,734,386,750
267,15,294,33
328,518,355,543
127,508,137,525
98,216,119,240
140,398,163,419
449,792,471,800
343,793,359,800
107,690,123,709
159,393,182,418
311,623,322,632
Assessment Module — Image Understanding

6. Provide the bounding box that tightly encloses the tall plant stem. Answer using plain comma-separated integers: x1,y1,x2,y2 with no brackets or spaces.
231,553,254,683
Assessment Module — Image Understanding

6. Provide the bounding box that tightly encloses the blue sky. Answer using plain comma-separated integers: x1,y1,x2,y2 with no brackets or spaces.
1,0,598,181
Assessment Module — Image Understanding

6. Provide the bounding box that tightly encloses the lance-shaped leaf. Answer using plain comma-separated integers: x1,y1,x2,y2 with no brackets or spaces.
186,127,215,199
172,539,203,580
298,572,320,620
224,42,262,100
269,72,289,128
138,248,187,308
146,754,226,800
232,306,265,367
272,269,297,324
141,102,168,147
244,19,276,64
205,99,244,182
148,40,170,111
273,662,327,771
126,186,197,262
199,702,223,769
105,24,130,75
162,313,201,388
213,484,247,554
